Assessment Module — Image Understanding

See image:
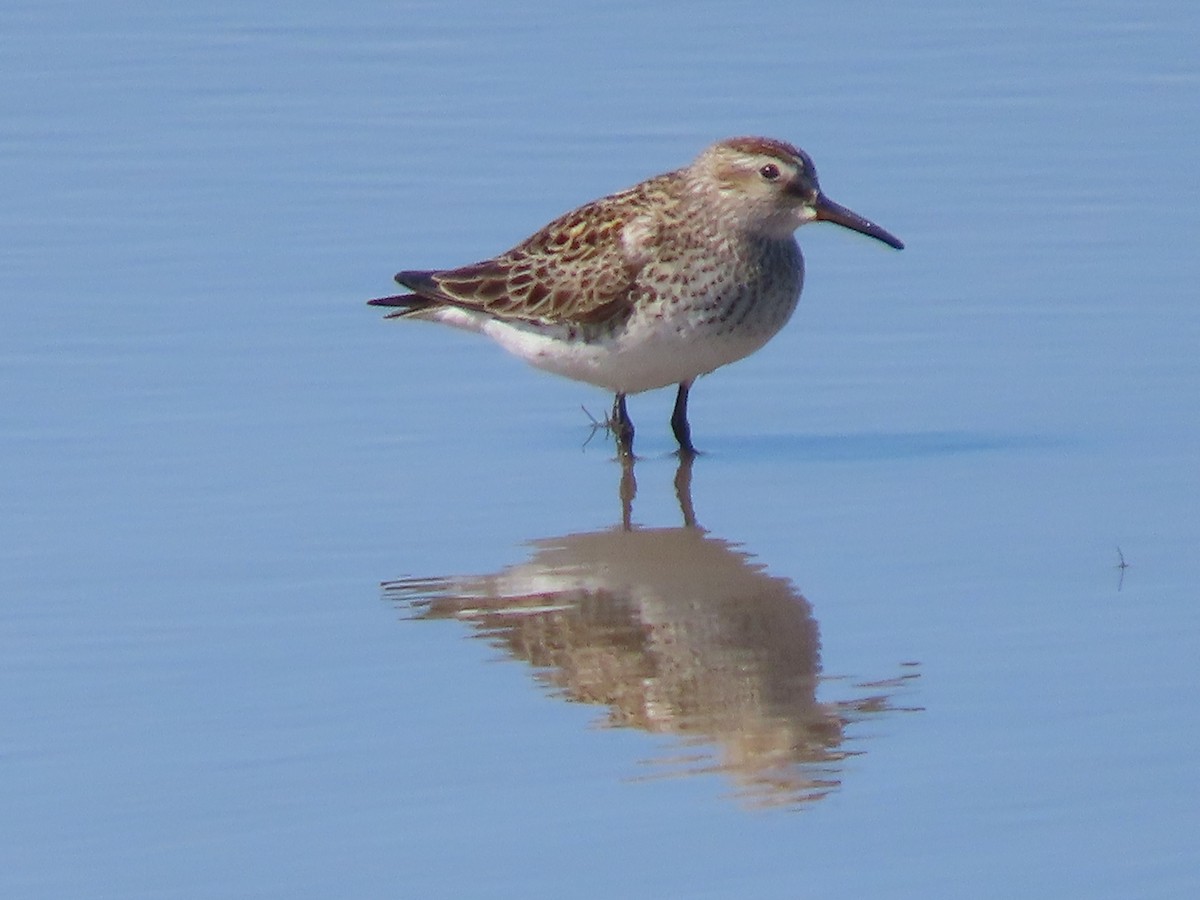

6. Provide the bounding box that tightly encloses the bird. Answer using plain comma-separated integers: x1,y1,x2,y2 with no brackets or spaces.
369,136,903,459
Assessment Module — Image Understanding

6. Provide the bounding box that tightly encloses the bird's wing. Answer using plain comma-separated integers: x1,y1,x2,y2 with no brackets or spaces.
394,176,674,326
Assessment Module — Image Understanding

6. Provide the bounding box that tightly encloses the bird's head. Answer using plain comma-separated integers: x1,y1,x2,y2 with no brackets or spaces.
691,136,903,248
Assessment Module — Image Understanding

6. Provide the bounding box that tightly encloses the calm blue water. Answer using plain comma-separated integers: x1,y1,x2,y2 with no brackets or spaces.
3,1,1198,897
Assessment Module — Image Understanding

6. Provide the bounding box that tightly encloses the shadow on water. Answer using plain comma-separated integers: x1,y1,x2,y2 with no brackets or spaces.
700,430,1064,463
383,457,921,810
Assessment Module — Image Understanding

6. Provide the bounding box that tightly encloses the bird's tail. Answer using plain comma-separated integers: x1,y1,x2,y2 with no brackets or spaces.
367,293,436,319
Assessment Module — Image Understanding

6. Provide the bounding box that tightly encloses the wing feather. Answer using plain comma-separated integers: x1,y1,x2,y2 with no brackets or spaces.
393,174,678,326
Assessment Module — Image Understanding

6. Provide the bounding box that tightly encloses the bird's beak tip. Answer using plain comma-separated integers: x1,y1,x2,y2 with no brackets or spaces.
814,194,904,250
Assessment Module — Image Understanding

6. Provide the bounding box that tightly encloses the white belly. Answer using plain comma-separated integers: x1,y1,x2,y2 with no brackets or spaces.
482,315,777,394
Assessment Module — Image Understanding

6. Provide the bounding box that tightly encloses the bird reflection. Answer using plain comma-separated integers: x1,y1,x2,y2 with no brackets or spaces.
384,457,918,809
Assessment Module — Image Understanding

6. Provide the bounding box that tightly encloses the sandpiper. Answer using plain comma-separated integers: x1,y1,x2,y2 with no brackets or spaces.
370,136,903,458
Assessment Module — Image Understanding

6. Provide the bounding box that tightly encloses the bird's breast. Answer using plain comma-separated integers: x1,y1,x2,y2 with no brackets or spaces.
639,236,803,340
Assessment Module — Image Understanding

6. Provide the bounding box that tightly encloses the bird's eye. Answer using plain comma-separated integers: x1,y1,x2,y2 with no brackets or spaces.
759,163,781,181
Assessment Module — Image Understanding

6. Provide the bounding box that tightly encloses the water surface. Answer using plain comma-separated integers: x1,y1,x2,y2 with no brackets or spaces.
3,1,1198,897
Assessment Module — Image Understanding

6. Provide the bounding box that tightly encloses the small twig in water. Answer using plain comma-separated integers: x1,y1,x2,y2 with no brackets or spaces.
580,405,615,449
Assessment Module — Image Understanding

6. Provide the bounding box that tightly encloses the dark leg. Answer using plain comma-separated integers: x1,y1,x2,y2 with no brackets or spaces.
671,381,698,458
612,392,635,459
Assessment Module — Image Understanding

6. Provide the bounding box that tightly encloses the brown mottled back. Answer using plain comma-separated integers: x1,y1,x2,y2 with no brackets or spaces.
396,172,687,326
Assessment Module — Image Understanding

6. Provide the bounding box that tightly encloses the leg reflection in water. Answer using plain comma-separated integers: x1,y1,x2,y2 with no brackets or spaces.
619,452,697,531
